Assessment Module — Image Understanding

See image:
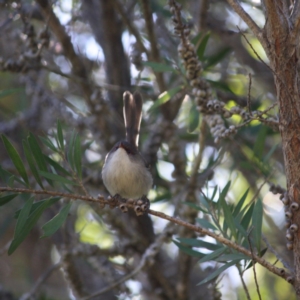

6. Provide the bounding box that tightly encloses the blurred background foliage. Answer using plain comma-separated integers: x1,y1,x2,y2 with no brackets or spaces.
0,0,295,299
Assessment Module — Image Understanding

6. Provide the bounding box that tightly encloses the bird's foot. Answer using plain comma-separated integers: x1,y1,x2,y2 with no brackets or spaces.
110,194,128,212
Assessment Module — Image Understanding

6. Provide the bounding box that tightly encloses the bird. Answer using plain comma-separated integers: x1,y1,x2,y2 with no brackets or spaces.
102,91,153,202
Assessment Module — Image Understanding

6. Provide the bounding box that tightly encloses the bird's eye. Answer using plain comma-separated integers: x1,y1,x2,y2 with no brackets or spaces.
126,149,131,154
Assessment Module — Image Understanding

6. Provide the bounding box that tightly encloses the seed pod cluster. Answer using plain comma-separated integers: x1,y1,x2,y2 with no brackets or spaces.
281,192,299,250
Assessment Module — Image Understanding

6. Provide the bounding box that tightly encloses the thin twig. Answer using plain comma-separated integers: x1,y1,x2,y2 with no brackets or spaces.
226,0,266,49
0,186,292,281
237,264,251,300
247,235,262,300
20,262,62,300
247,73,252,116
262,234,293,272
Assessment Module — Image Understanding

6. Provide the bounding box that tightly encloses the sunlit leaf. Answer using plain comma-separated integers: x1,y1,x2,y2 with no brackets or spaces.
41,202,72,238
149,86,183,112
253,126,268,159
2,135,29,187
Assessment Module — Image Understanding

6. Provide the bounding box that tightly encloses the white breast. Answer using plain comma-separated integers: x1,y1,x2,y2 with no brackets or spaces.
102,148,152,199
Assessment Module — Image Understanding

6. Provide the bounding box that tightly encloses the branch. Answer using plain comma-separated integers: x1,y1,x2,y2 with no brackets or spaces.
0,186,292,282
226,0,267,49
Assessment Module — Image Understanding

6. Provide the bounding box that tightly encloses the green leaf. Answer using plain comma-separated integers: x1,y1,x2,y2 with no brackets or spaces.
67,131,76,170
39,136,58,153
196,218,218,231
233,188,249,218
14,197,60,219
215,253,249,262
198,260,240,285
44,156,71,176
253,126,268,160
142,61,174,72
9,197,60,255
39,171,77,186
177,238,221,251
74,135,82,179
28,133,48,172
252,198,263,252
197,32,210,61
173,240,206,258
188,103,200,133
41,202,72,238
15,195,33,237
204,47,232,70
149,86,183,112
0,193,18,206
2,135,29,187
191,32,204,46
0,165,14,184
23,140,44,189
57,120,64,151
240,202,255,231
198,247,227,264
263,143,278,163
184,201,208,213
245,247,267,270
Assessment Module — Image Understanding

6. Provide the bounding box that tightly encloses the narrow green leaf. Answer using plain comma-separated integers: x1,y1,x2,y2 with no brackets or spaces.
67,131,76,170
57,120,65,151
233,188,249,218
184,201,208,213
215,253,249,262
198,247,227,264
196,218,218,231
253,126,268,159
198,260,240,285
41,202,72,238
0,165,14,184
245,248,267,270
0,194,18,206
28,133,48,172
73,135,82,179
240,202,255,231
39,136,58,153
0,88,23,98
15,196,33,236
149,86,182,112
173,240,206,258
142,61,174,72
2,135,29,186
252,198,263,252
177,238,221,251
39,171,77,186
263,143,278,163
44,156,71,176
23,140,44,189
197,32,210,61
191,32,204,46
15,197,60,219
188,103,200,133
9,197,60,255
204,47,232,70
